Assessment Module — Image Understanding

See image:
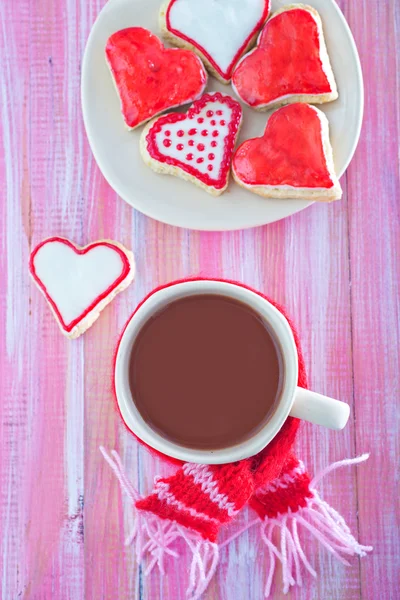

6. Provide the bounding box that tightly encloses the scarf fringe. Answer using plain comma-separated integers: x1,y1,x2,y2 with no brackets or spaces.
100,447,219,600
100,447,371,599
259,486,372,597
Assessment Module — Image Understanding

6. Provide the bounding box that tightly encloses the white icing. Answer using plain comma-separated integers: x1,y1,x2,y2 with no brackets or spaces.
154,99,234,180
168,0,267,74
34,241,126,326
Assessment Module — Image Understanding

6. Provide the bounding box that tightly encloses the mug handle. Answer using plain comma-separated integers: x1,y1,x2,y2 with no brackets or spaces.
289,387,350,430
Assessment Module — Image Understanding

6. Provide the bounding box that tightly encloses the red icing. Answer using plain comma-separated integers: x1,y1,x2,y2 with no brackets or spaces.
106,28,207,128
166,0,271,81
145,92,242,189
29,237,132,334
232,104,334,188
232,8,333,108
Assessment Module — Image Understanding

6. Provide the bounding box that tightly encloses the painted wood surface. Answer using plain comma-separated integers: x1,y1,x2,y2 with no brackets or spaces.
0,0,399,599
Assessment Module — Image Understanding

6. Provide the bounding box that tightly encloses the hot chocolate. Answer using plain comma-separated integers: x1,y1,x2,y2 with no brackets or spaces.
129,294,283,450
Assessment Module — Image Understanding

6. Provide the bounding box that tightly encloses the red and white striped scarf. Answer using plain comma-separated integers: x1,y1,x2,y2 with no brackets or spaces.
102,281,371,598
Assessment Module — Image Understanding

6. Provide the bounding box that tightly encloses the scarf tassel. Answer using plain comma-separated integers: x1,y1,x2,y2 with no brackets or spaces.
100,447,371,599
101,447,219,600
257,484,372,597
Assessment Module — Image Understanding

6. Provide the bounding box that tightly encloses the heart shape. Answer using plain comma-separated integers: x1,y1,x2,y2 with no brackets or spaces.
232,5,338,109
141,92,242,194
106,27,207,129
30,238,135,338
232,103,342,200
162,0,270,82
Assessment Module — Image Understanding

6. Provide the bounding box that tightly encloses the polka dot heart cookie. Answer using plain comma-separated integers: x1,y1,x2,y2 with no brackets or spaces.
140,93,242,196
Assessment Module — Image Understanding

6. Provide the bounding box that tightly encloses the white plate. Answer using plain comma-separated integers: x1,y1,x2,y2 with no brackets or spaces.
81,0,363,231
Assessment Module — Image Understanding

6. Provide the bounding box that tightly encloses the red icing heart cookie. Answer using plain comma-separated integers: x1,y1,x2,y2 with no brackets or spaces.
160,0,270,83
141,92,242,196
106,27,207,129
30,237,135,338
232,5,338,110
232,103,342,201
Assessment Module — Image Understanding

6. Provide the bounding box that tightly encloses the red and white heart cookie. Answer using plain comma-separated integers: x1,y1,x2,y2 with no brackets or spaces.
30,237,135,339
232,4,338,110
106,27,207,129
160,0,270,83
232,103,342,201
140,92,242,195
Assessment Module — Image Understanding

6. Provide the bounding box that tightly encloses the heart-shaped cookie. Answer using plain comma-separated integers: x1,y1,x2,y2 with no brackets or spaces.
232,103,342,201
30,238,135,338
232,5,338,110
141,92,242,195
160,0,270,83
106,27,207,129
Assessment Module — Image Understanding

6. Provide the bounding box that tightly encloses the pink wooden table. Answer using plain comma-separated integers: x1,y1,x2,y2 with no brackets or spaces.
1,1,399,598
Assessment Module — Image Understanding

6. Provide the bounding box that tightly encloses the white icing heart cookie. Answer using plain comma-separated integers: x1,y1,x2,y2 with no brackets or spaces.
30,237,135,339
159,0,270,83
140,92,242,195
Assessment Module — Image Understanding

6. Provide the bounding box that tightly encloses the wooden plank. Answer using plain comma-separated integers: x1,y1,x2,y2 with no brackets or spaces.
346,1,400,598
26,0,87,597
0,2,31,596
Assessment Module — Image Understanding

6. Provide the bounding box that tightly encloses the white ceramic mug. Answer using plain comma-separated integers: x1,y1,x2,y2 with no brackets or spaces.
115,281,350,464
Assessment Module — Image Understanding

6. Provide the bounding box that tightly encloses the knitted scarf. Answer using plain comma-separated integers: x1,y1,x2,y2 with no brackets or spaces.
101,279,371,599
